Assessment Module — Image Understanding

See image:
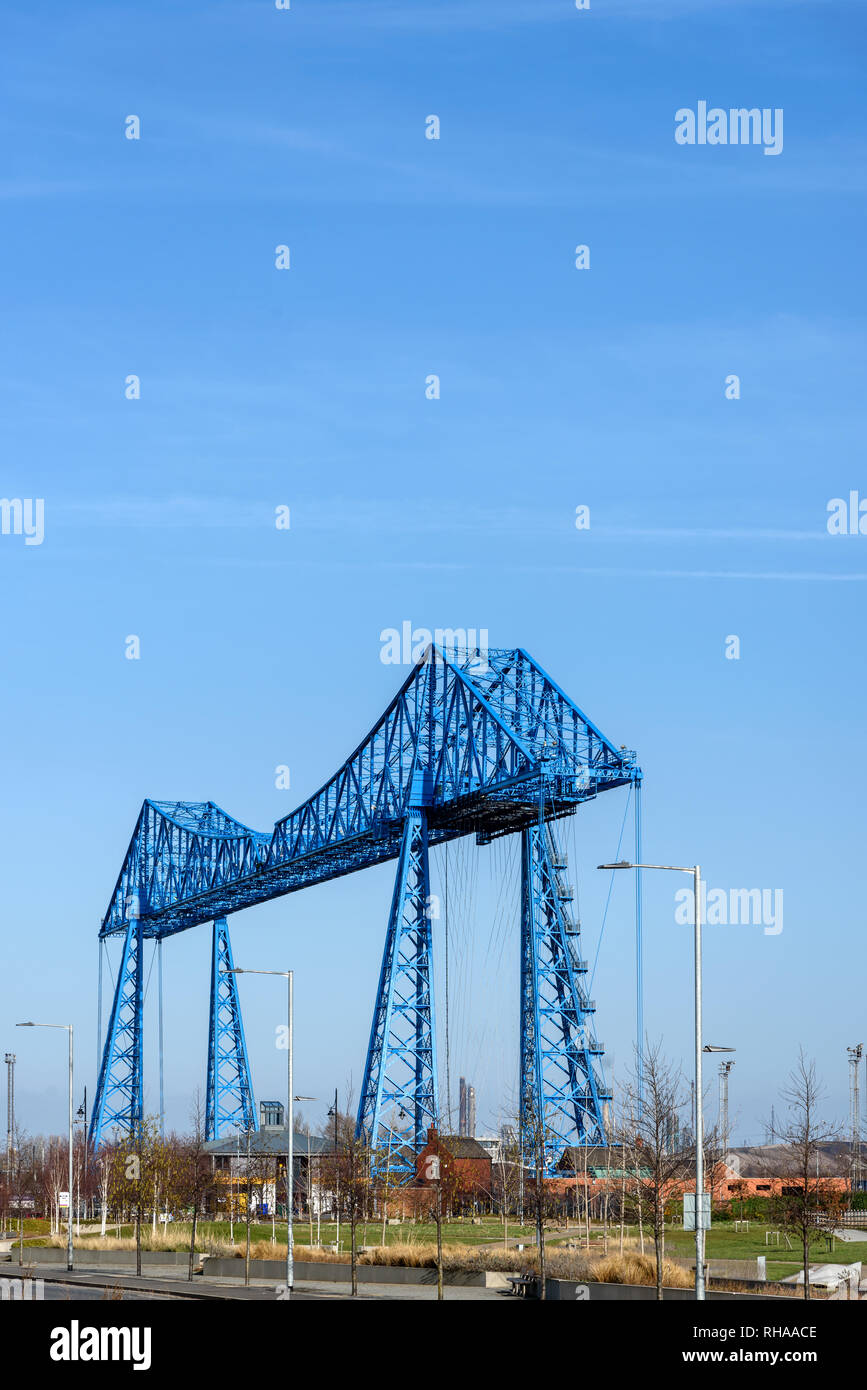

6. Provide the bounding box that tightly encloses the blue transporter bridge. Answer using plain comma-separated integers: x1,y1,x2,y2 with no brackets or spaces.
90,645,641,1175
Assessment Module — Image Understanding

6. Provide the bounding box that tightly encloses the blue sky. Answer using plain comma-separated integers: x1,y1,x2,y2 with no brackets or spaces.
1,0,865,1148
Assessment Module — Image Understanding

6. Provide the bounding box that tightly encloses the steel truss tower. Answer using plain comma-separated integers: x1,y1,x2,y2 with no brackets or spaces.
206,918,256,1140
90,915,144,1142
520,819,610,1172
357,807,438,1174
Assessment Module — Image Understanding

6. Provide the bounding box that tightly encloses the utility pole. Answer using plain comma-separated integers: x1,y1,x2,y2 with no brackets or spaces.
848,1045,863,1195
16,1023,74,1272
719,1061,735,1157
330,1087,340,1251
4,1054,14,1180
244,1123,252,1287
436,1160,443,1301
76,1088,87,1223
597,860,708,1300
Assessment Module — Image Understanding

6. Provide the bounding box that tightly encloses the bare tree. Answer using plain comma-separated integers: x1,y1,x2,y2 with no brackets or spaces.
9,1122,32,1266
318,1104,354,1243
124,1116,161,1275
519,1094,558,1301
180,1092,213,1281
491,1126,521,1246
621,1041,693,1301
767,1052,841,1301
42,1136,68,1237
417,1128,453,1301
344,1098,372,1297
97,1145,113,1237
321,1092,370,1295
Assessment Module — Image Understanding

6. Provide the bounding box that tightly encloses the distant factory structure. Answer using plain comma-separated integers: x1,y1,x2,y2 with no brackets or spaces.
458,1077,476,1138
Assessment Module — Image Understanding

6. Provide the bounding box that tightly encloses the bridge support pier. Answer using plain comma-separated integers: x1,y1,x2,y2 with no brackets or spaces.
357,807,438,1176
89,914,144,1147
520,820,609,1174
206,917,256,1140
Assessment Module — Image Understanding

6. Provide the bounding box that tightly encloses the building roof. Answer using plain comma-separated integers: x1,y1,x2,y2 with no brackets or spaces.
204,1129,335,1158
724,1142,853,1180
430,1135,491,1161
558,1145,624,1172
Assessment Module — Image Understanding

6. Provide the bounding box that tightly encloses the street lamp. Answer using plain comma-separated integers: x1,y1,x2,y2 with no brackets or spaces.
17,1022,74,1272
328,1091,340,1251
76,1094,87,1231
597,860,709,1301
223,967,295,1294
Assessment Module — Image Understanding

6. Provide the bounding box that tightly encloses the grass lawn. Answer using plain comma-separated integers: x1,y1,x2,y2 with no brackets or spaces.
201,1218,537,1250
66,1217,539,1252
2,1217,53,1244
661,1222,867,1282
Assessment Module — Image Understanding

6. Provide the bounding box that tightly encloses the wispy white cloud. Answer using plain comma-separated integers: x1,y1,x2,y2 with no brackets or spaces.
607,526,832,542
283,0,569,33
259,0,837,33
600,0,836,17
542,566,867,580
0,179,96,200
61,496,267,529
157,554,867,583
60,495,842,549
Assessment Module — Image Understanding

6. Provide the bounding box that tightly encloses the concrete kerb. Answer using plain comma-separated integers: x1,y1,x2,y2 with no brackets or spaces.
21,1267,272,1301
11,1249,197,1268
204,1257,510,1288
1,1252,802,1299
5,1250,511,1289
540,1279,795,1302
4,1256,803,1301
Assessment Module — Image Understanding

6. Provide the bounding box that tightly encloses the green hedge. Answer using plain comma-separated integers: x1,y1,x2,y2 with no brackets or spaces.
714,1196,775,1221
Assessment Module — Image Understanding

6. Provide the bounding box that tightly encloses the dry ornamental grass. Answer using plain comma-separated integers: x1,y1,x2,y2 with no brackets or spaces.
236,1239,693,1286
49,1230,694,1287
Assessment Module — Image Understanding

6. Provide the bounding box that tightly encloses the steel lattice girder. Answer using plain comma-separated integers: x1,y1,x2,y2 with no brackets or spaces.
205,917,256,1140
89,916,144,1145
97,647,639,941
357,808,438,1176
520,820,611,1175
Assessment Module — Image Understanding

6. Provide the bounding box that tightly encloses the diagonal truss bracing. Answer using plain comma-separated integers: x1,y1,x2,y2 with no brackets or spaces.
97,647,638,942
89,916,144,1144
520,818,611,1174
206,917,256,1140
357,809,438,1175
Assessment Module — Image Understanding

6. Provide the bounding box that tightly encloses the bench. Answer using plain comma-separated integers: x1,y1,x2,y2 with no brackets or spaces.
506,1275,536,1297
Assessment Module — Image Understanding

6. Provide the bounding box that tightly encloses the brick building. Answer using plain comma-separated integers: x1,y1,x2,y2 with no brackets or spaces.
414,1129,492,1209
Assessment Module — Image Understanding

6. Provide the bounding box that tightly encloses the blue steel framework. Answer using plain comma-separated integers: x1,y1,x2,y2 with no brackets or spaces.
357,806,437,1174
90,646,641,1173
91,915,144,1143
205,918,257,1140
520,818,609,1170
